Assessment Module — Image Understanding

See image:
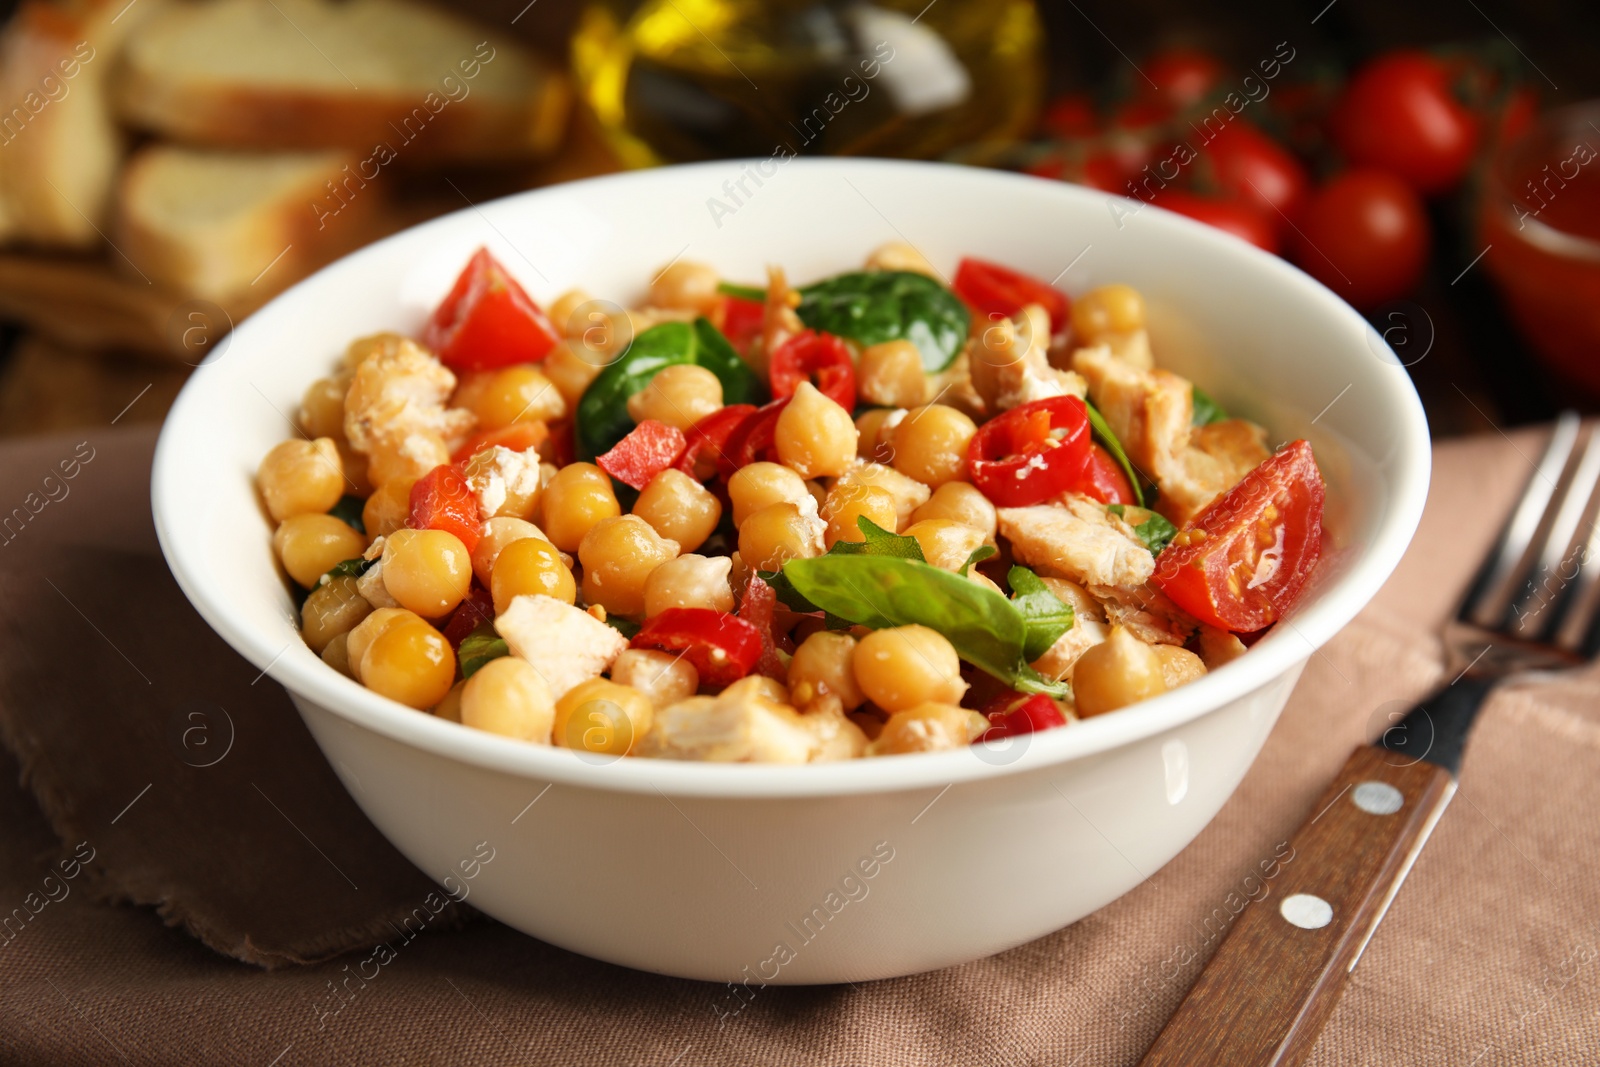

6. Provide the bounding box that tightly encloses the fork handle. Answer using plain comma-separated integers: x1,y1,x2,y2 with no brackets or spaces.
1136,745,1457,1067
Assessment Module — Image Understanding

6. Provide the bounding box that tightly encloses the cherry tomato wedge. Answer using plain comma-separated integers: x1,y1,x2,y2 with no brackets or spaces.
967,396,1092,507
422,247,560,372
1152,439,1325,632
408,463,481,553
676,404,756,481
717,398,791,481
596,419,688,491
953,258,1071,328
980,690,1069,742
630,607,763,688
1066,443,1135,505
450,422,549,464
718,295,766,356
768,329,856,410
441,586,495,648
736,574,787,680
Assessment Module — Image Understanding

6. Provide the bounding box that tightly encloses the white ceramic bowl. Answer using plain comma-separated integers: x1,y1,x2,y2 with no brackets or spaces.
152,159,1429,984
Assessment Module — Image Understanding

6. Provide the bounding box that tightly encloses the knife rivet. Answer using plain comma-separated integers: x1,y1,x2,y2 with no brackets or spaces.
1280,893,1333,930
1352,781,1404,815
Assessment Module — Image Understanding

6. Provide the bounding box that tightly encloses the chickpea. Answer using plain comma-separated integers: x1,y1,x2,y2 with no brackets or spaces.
470,365,566,431
492,536,576,614
273,514,367,588
543,339,610,409
723,674,790,706
891,405,975,488
857,340,926,408
1072,283,1146,341
321,632,353,677
554,677,654,756
911,481,997,541
775,381,857,479
609,648,699,708
821,483,898,548
434,680,465,722
472,516,546,587
627,365,723,432
855,408,903,464
362,478,415,539
258,437,344,522
634,468,721,552
380,528,472,618
648,260,721,315
300,575,373,654
1073,626,1167,717
335,440,372,498
869,703,988,755
852,625,967,712
738,501,823,574
902,519,987,572
346,608,413,680
298,378,346,439
460,656,556,742
578,515,680,617
788,631,865,710
548,288,592,337
541,463,620,553
643,553,734,617
359,615,456,710
366,433,450,488
865,241,938,277
1154,644,1207,689
728,462,809,526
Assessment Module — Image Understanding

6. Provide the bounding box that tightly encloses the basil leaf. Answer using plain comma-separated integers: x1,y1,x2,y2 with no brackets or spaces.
1084,399,1145,508
717,281,767,302
1107,504,1179,555
575,318,767,459
780,554,1067,696
1191,385,1228,427
959,544,997,577
796,271,969,372
459,626,509,679
327,494,366,534
1007,565,1075,662
323,557,374,582
828,516,926,560
605,615,640,640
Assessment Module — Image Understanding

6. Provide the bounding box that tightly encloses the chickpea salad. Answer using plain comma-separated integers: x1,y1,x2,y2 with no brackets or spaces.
258,245,1326,763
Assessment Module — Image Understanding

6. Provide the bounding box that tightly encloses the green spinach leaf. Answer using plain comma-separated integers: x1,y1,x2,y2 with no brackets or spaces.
575,318,767,459
796,271,969,372
323,557,374,582
1107,504,1179,555
717,281,766,302
958,544,997,577
828,516,926,559
1007,565,1074,662
604,615,641,640
1191,385,1228,427
1084,399,1145,508
327,494,366,534
459,626,509,679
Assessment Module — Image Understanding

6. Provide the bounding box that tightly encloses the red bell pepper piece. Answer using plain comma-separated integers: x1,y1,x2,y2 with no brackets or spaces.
630,608,763,688
1065,443,1135,505
441,585,495,648
716,398,791,481
718,295,766,355
450,421,549,464
675,404,756,481
736,574,787,680
596,419,688,491
953,258,1071,328
967,396,1093,507
980,690,1069,742
768,329,857,410
408,463,481,552
422,247,560,372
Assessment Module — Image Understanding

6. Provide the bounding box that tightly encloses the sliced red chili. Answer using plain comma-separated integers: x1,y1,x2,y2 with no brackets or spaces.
953,257,1071,327
1065,443,1135,505
676,403,756,481
718,295,766,356
408,463,481,552
980,690,1069,742
967,396,1093,507
716,397,791,481
736,574,787,681
630,607,763,688
423,248,560,371
768,329,856,410
596,419,688,490
450,421,549,464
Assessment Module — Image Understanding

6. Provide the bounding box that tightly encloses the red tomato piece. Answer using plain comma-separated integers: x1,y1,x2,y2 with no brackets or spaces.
1140,47,1226,111
676,404,757,481
441,585,495,648
1040,92,1099,138
408,463,481,553
768,329,857,410
1331,50,1480,195
953,257,1071,328
596,419,688,491
630,607,763,688
450,422,549,464
544,419,576,469
1155,191,1280,254
1201,121,1310,231
980,690,1069,742
1291,170,1430,309
423,247,560,372
736,574,787,680
1152,439,1325,633
967,396,1092,507
718,295,766,355
717,398,790,481
1065,444,1135,505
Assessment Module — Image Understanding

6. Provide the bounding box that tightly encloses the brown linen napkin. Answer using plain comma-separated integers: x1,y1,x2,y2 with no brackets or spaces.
0,424,1596,1066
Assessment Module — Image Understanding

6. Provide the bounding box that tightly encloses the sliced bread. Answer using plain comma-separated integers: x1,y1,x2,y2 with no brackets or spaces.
115,0,568,161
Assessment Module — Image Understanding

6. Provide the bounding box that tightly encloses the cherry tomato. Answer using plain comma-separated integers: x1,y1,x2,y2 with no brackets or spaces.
981,690,1069,741
676,404,757,481
1291,169,1430,309
408,463,481,553
768,330,856,410
1040,93,1099,139
967,396,1092,507
1140,47,1226,111
450,422,548,464
441,586,496,648
630,608,763,688
1065,444,1135,505
953,258,1071,329
1155,191,1280,254
717,295,765,355
1152,440,1325,632
1201,121,1310,230
423,248,560,371
596,419,688,490
1330,51,1480,195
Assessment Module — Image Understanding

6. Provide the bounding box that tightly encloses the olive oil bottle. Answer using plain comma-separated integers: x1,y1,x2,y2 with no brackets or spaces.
572,0,1044,166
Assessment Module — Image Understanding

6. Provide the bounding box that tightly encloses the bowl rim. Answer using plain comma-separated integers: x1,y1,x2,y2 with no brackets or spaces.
152,157,1432,799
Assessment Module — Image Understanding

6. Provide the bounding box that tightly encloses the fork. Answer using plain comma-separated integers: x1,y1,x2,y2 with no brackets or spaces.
1137,411,1599,1066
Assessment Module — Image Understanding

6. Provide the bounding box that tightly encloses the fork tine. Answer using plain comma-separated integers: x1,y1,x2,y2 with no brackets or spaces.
1513,425,1600,639
1548,433,1600,651
1463,411,1581,629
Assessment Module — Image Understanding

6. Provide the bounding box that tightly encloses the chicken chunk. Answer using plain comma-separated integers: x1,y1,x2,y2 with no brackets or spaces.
998,495,1155,588
342,333,474,484
969,304,1086,412
1086,583,1200,646
1159,418,1271,526
493,594,629,699
638,677,818,763
1196,625,1248,670
832,461,931,531
464,445,543,521
1031,615,1108,684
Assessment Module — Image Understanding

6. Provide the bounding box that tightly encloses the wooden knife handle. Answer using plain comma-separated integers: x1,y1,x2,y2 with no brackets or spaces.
1137,745,1456,1067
